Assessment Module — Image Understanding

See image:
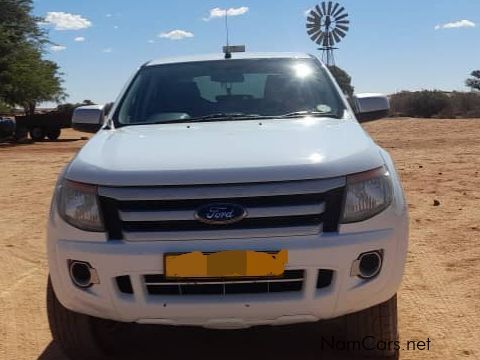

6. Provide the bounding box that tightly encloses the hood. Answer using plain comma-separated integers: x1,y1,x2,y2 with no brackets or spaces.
66,118,383,186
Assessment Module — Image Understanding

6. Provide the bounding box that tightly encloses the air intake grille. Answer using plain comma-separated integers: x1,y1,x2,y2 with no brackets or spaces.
143,270,305,296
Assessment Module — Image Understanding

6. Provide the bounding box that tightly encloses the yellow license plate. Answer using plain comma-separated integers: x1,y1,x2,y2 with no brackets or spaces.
165,250,288,279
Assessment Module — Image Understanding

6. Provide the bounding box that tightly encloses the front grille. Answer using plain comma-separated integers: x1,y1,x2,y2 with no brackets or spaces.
143,270,305,296
98,178,345,241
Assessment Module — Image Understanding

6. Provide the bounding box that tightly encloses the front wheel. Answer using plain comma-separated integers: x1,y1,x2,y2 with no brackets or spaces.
47,277,114,359
338,295,399,359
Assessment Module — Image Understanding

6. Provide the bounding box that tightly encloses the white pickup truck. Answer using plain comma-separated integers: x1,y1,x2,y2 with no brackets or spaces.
47,52,408,359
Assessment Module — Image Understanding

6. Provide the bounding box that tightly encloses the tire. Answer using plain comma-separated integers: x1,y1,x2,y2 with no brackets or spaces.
30,126,45,141
46,128,61,140
339,295,399,359
47,277,111,360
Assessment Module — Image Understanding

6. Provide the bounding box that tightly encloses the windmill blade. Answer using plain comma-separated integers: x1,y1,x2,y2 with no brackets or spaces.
310,31,321,43
309,10,321,21
307,22,320,30
336,20,350,25
317,32,327,45
335,13,349,21
307,29,322,36
332,6,344,17
307,17,321,28
315,5,323,16
331,3,340,16
332,31,341,43
321,2,328,16
327,1,333,15
335,24,349,32
329,32,335,45
314,31,326,45
333,28,347,38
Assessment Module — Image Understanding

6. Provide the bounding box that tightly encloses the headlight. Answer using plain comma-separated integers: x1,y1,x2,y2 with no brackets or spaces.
341,166,393,224
58,180,104,232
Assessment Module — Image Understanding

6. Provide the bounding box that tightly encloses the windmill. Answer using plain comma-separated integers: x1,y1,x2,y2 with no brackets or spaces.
306,2,350,65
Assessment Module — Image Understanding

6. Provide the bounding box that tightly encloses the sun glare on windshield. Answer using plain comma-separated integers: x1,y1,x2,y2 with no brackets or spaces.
293,63,314,78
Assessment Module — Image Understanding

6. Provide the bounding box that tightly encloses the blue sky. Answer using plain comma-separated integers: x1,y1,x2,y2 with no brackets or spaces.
33,0,480,104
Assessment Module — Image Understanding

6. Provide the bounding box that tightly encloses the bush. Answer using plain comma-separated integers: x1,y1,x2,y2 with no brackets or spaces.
390,90,480,118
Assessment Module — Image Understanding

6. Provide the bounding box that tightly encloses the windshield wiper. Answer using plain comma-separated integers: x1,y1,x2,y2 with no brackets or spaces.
154,113,264,124
280,111,341,119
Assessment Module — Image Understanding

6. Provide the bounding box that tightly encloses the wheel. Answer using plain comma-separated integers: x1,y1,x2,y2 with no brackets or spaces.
47,277,112,360
29,127,45,141
46,128,61,140
339,295,399,358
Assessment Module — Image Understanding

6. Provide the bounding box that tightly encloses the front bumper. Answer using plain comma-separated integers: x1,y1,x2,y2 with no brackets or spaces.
47,212,408,329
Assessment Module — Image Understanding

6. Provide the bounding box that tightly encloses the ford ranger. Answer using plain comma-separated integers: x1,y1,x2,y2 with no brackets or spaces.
46,52,408,359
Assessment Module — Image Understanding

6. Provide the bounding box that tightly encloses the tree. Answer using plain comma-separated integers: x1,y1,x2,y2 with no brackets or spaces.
328,65,354,97
0,0,65,114
466,70,480,91
2,44,65,115
0,0,46,97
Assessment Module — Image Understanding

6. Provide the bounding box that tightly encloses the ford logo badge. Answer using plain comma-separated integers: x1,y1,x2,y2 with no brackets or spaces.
195,203,247,225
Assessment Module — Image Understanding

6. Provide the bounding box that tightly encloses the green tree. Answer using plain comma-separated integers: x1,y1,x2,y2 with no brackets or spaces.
466,70,480,91
0,0,46,97
0,0,65,114
2,44,65,115
328,65,354,97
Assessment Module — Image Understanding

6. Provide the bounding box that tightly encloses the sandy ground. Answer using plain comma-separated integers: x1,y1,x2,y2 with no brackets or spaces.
0,119,479,360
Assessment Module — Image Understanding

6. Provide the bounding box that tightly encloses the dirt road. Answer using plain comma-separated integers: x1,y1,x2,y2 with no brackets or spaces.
0,119,479,359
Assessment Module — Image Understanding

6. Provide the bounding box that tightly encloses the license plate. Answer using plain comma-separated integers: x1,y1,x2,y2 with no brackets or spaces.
164,250,288,279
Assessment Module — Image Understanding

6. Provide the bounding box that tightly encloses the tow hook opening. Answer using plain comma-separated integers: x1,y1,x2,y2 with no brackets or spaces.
351,250,383,280
68,260,100,288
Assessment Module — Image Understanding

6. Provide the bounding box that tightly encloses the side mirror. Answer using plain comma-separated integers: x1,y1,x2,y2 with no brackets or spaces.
72,105,105,133
354,93,390,123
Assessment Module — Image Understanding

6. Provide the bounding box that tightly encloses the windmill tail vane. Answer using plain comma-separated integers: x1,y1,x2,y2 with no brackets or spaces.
306,1,350,66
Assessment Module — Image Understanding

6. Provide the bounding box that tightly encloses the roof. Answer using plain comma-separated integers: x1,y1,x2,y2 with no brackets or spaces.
146,52,314,67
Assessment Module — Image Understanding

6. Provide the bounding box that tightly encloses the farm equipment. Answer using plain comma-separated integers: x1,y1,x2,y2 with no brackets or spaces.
14,110,72,141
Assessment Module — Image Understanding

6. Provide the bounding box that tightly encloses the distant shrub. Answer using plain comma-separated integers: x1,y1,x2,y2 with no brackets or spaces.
390,90,480,118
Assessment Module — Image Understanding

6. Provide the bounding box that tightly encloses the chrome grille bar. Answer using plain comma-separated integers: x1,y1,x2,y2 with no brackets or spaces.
118,203,326,222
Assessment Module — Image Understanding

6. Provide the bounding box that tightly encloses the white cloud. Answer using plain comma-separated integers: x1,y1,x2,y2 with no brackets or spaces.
102,48,112,53
74,36,85,42
45,11,92,30
50,45,66,52
203,7,249,21
158,29,194,40
435,19,476,30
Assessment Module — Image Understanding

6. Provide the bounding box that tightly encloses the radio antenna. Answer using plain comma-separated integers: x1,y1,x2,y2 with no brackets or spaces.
224,9,231,58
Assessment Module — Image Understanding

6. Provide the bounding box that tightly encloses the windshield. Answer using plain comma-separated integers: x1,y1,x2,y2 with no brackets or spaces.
114,58,346,125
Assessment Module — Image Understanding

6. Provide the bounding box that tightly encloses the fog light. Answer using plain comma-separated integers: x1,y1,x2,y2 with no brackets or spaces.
68,261,99,288
351,251,383,279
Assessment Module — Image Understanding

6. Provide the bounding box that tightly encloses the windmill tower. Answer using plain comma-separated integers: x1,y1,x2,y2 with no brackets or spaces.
306,2,350,66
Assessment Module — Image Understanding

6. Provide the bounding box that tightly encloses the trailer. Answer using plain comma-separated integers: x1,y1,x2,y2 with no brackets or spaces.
14,111,72,141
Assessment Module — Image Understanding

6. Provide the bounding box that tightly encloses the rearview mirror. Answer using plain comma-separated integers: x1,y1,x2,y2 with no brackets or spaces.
72,105,106,133
210,72,245,83
354,93,390,123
